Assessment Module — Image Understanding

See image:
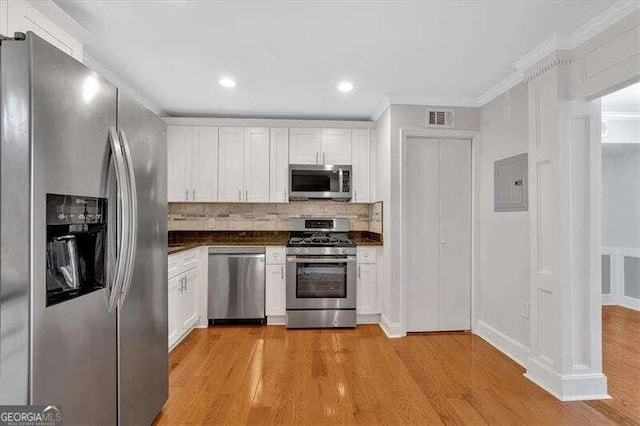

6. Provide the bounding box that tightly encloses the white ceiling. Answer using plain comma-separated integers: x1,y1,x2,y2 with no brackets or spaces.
55,0,617,120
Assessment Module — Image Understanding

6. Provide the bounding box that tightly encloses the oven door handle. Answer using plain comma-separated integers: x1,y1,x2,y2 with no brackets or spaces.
287,257,356,264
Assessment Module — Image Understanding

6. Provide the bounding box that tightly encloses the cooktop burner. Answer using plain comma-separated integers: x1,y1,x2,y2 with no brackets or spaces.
287,232,355,248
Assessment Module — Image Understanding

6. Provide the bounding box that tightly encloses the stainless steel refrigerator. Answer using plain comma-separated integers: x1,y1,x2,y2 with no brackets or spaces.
0,32,168,425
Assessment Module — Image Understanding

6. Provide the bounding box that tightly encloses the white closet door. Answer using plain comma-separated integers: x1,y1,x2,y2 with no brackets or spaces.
218,127,246,202
438,139,472,330
405,138,440,332
244,127,271,202
191,126,218,202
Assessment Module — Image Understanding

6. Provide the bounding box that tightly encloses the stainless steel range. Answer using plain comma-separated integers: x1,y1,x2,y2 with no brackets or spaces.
286,218,356,328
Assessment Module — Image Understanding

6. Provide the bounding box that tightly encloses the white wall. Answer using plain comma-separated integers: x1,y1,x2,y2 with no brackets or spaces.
478,82,530,350
602,150,640,249
373,108,394,333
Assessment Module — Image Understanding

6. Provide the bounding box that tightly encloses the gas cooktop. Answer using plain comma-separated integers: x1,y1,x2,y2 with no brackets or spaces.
287,233,356,248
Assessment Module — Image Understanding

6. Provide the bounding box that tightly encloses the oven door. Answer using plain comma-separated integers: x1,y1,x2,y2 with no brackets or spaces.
286,256,356,310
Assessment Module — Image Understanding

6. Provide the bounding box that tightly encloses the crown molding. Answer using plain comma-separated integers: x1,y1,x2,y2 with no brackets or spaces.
370,96,390,121
477,70,525,107
512,33,572,72
26,0,93,43
387,95,480,108
84,54,168,117
569,0,640,48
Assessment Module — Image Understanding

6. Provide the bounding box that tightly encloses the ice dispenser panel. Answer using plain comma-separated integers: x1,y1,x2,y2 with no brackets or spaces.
46,194,107,306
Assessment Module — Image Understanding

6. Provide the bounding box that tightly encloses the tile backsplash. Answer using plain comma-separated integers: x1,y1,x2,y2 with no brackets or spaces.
169,201,383,234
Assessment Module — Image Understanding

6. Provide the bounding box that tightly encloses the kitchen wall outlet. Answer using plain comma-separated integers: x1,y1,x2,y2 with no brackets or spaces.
520,302,530,319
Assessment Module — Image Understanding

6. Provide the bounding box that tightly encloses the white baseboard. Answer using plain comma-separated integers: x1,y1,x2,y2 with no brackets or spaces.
525,357,610,401
475,320,529,368
267,315,285,325
379,314,403,338
620,296,640,311
357,314,381,324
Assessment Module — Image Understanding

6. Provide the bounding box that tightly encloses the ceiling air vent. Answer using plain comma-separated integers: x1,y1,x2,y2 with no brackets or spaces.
426,109,455,128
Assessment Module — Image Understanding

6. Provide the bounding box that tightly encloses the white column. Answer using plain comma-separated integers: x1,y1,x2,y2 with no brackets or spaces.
525,50,608,401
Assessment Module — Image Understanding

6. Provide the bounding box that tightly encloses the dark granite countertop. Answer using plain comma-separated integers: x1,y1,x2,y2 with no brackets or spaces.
168,231,382,256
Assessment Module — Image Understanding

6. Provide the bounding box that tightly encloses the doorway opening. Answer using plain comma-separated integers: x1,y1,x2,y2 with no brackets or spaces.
588,82,640,423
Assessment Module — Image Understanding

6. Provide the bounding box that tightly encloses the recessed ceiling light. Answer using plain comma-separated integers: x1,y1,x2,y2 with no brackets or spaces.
337,81,354,92
219,78,236,88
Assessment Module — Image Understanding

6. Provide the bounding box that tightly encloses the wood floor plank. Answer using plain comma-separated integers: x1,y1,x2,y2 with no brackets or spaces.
155,307,639,425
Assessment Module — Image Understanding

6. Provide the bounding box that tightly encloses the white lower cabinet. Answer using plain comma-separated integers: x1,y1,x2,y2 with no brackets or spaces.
168,248,201,350
265,265,286,316
265,247,286,321
356,247,378,316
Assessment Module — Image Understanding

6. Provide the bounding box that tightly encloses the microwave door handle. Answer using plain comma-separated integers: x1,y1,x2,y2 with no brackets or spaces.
106,127,130,313
339,169,344,193
117,129,138,307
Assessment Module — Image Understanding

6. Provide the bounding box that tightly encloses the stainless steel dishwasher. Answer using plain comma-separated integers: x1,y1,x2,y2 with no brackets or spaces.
208,247,266,323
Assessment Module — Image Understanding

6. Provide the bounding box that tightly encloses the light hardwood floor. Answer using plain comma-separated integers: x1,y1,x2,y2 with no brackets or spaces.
154,306,639,425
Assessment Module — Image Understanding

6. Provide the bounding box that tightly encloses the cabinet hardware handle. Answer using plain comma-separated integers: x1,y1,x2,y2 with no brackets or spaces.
245,189,248,202
283,190,286,202
323,152,326,164
192,189,196,201
315,152,319,164
354,190,357,202
185,189,189,201
358,265,361,279
281,266,284,279
239,190,241,202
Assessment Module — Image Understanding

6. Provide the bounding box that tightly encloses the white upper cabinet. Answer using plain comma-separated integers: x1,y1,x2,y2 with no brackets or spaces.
218,127,246,202
244,127,270,202
168,126,218,202
167,126,192,202
191,126,218,202
321,129,352,165
269,128,289,202
351,129,371,202
289,128,321,164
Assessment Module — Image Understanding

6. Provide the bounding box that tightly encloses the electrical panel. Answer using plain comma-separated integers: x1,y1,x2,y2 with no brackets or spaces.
494,153,528,212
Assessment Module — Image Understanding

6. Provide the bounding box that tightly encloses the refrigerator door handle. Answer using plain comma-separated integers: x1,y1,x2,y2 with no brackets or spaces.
106,127,130,313
118,129,138,306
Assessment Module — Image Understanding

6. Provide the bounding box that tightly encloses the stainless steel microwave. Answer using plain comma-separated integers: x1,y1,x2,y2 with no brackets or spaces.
288,164,352,201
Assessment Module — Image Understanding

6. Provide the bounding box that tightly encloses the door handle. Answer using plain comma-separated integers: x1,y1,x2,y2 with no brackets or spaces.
245,189,248,202
281,266,284,279
106,128,130,314
185,189,189,201
315,152,319,164
118,129,138,307
239,189,242,202
358,265,361,279
192,189,196,201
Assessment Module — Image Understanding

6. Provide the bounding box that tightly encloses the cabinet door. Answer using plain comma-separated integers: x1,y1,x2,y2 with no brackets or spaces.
244,127,271,202
265,264,286,316
167,126,192,202
218,127,246,202
352,129,371,202
356,264,377,315
321,129,352,165
168,275,181,348
269,128,289,202
289,128,321,164
180,268,199,331
191,126,218,201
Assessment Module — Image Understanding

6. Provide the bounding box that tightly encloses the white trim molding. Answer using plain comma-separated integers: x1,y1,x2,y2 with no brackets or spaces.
370,96,391,122
476,321,530,368
379,314,403,338
525,357,610,401
164,116,375,128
